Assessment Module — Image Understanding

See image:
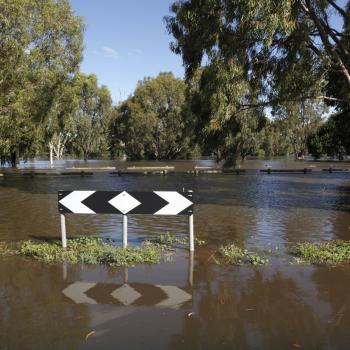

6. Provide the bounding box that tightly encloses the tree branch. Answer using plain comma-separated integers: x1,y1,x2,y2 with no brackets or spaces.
301,0,350,87
326,0,347,18
238,95,348,109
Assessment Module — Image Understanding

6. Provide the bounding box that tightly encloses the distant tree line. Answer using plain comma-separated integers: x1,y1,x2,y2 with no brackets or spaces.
1,0,349,167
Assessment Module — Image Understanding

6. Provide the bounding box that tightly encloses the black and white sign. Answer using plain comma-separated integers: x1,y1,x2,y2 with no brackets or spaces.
58,190,193,216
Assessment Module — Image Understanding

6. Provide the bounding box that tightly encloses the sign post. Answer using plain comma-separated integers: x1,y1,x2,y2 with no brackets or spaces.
123,215,128,248
58,190,194,251
60,214,67,249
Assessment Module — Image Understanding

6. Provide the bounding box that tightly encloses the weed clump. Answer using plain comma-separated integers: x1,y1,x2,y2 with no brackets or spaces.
17,237,172,267
218,244,268,266
0,242,17,257
157,232,206,246
293,240,350,265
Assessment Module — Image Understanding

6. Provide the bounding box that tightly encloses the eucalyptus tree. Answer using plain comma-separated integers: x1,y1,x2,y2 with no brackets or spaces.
271,100,326,158
165,0,350,160
110,73,192,160
308,110,350,159
183,59,266,162
44,82,78,167
166,0,350,103
72,73,112,161
0,0,83,166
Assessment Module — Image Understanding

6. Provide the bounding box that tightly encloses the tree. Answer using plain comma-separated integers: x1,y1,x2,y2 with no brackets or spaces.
72,73,112,161
308,110,350,159
110,72,192,160
258,120,293,158
182,58,266,163
166,0,350,106
0,0,83,166
271,100,325,158
44,81,78,167
166,0,350,161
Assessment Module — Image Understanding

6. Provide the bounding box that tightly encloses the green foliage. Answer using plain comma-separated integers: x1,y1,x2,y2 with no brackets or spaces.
166,0,349,103
157,232,207,246
258,120,292,157
307,110,350,159
186,61,266,162
166,0,350,160
0,242,17,257
72,74,112,160
110,72,194,160
272,100,325,157
17,237,171,267
293,240,350,265
0,0,84,165
218,244,268,266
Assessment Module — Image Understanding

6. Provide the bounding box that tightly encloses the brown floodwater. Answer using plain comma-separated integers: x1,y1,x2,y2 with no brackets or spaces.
1,159,350,349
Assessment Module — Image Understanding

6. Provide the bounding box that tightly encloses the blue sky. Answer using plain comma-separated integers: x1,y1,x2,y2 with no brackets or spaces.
70,0,184,103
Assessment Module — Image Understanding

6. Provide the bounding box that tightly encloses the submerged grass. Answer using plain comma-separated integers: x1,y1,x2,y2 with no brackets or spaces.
293,240,350,265
218,244,269,266
0,237,173,267
157,232,207,246
0,242,17,257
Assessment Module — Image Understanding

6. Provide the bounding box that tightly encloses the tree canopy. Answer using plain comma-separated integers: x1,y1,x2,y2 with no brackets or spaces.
0,0,84,165
110,72,194,160
166,0,350,107
165,0,349,161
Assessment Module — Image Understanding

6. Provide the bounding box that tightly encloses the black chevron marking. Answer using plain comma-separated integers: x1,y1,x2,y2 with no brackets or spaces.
178,192,194,215
82,191,122,214
127,192,168,214
58,191,73,213
85,283,124,305
131,283,167,306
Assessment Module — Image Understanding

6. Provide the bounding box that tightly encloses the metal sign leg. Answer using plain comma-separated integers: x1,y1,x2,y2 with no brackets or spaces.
123,215,128,248
188,251,194,286
189,214,194,252
60,214,67,249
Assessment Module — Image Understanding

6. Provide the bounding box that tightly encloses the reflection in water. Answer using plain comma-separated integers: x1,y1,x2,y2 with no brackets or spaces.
1,165,350,349
3,255,350,349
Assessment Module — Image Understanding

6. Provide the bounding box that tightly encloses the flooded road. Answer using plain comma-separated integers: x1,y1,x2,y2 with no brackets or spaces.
1,159,350,349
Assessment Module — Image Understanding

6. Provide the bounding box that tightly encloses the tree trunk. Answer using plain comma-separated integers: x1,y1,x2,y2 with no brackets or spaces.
10,148,19,168
49,143,54,168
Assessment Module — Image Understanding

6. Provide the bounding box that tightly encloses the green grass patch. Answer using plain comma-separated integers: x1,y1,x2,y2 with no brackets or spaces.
0,237,173,267
0,242,18,257
217,244,269,266
293,240,350,265
157,232,207,246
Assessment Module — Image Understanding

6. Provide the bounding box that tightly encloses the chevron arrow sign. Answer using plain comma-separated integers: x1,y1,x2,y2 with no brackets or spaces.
62,281,192,309
58,190,193,215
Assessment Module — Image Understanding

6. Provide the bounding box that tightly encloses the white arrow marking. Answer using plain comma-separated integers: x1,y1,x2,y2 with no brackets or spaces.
108,191,141,214
155,285,192,309
153,191,193,215
62,281,97,304
59,191,96,214
110,284,142,305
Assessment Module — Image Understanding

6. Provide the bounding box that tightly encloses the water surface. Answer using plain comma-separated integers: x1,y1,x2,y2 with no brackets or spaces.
1,159,350,349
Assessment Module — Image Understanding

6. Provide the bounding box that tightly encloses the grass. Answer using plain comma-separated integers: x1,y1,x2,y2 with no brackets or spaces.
157,232,207,246
293,240,350,265
0,237,173,267
0,242,17,257
217,244,269,266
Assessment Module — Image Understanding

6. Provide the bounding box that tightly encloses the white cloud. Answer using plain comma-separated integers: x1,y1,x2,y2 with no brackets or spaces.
100,46,119,59
128,49,143,56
